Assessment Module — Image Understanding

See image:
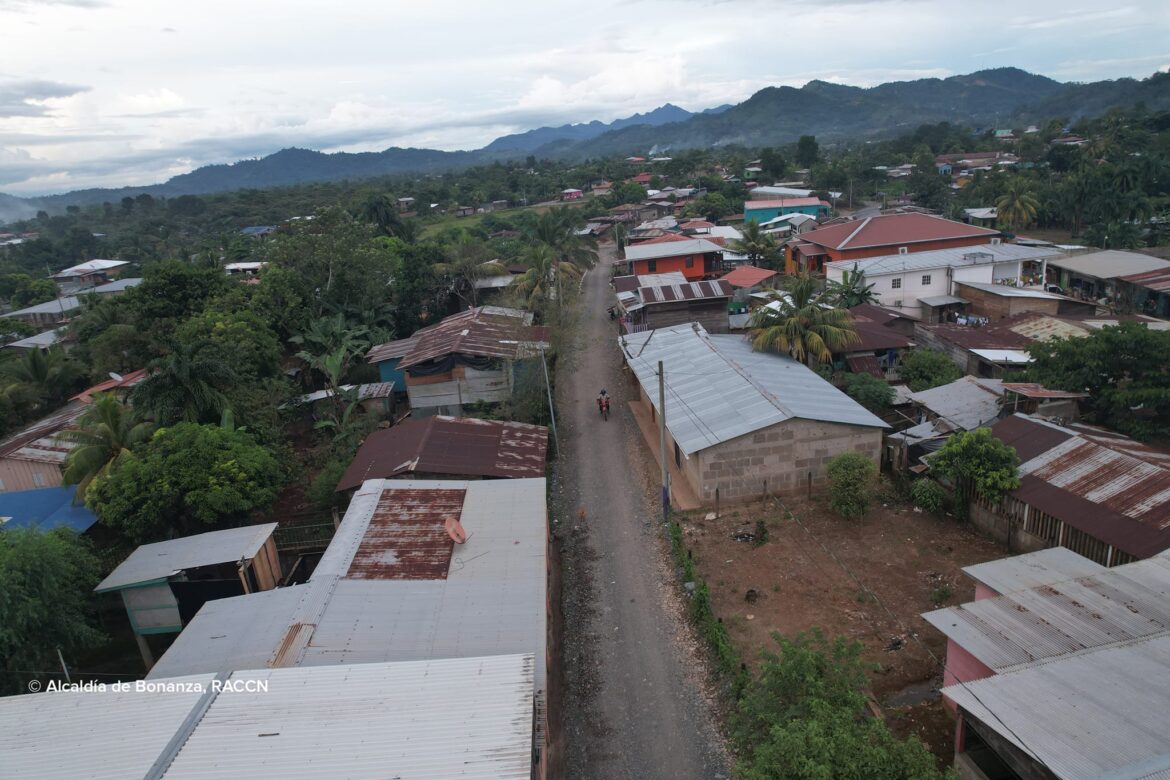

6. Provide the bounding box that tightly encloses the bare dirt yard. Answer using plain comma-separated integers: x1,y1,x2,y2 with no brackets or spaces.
675,491,1005,766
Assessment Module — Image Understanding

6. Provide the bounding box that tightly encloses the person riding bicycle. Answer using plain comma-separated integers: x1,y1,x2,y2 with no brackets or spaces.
597,389,609,414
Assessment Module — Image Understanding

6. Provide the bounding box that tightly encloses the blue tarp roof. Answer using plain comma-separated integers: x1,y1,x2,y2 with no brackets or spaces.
0,486,97,533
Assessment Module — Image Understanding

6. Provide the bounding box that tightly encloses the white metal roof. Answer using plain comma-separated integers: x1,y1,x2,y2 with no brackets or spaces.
909,376,1004,430
750,185,842,199
636,271,689,287
0,672,215,780
970,348,1033,365
943,635,1170,780
1,296,81,318
619,324,887,456
51,259,128,278
90,277,143,294
923,555,1170,673
825,243,1059,278
962,547,1106,596
623,237,724,262
5,328,64,349
1048,250,1170,280
96,523,278,592
955,281,1066,299
165,655,536,780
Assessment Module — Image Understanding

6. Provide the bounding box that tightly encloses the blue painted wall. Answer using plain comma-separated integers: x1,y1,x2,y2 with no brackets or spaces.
745,202,828,222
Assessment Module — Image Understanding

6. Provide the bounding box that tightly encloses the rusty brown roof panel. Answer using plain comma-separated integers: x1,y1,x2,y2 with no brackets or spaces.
1001,383,1089,400
397,307,550,369
346,488,466,580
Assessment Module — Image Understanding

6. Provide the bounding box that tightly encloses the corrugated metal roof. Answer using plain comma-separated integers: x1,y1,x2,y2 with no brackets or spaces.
51,259,128,278
722,265,777,288
1120,267,1170,292
827,243,1061,278
0,485,97,533
619,324,886,455
336,416,548,490
148,479,548,699
0,672,215,780
96,523,278,592
1000,383,1088,400
923,555,1170,673
801,213,999,251
1048,250,1170,280
90,277,142,294
955,280,1067,299
943,635,1170,780
1,296,80,319
969,348,1033,364
962,547,1106,595
638,279,733,304
623,237,724,261
0,401,85,463
348,487,465,579
366,335,417,363
164,655,536,780
910,376,1004,430
5,328,64,349
396,307,549,369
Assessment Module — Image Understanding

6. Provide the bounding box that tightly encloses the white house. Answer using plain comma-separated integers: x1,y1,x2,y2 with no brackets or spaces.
824,243,1064,320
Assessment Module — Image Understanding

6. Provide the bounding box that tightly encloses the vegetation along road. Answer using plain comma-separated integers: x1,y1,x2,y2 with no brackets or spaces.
556,242,729,779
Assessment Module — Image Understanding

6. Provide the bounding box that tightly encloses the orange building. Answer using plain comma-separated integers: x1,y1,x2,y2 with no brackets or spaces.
786,213,1000,275
623,234,725,281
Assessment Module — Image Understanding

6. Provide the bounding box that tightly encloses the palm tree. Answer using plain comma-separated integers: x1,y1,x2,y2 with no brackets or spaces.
62,393,154,497
357,192,401,237
996,185,1040,232
132,340,238,425
824,266,877,308
729,220,781,268
292,314,372,425
1,345,80,407
527,209,598,270
512,244,581,310
434,234,509,308
748,275,859,365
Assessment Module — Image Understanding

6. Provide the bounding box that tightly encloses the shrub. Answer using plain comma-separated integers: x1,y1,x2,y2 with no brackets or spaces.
931,428,1021,518
910,479,946,514
901,349,962,392
844,372,895,412
826,452,878,519
307,458,350,510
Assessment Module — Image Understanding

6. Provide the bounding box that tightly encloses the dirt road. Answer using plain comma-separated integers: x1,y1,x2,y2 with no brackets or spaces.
555,243,729,779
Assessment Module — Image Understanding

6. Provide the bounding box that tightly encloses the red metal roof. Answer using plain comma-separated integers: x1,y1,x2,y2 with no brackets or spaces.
1119,268,1170,292
366,336,418,364
70,368,148,403
680,220,715,229
638,279,733,304
638,233,690,245
389,307,550,370
797,213,999,252
336,416,549,491
721,265,777,288
346,487,466,580
845,355,884,378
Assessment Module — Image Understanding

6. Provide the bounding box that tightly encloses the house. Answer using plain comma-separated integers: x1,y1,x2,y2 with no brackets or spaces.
1046,249,1170,307
1118,266,1170,317
960,546,1104,601
721,265,778,298
591,180,613,195
836,303,915,380
961,207,997,227
90,276,142,295
396,196,415,211
749,185,842,200
240,225,278,238
4,327,65,351
823,242,1062,320
454,205,476,217
366,306,550,417
787,213,1001,275
623,236,724,280
0,402,86,492
619,323,887,506
281,382,397,418
50,258,129,293
95,523,281,668
561,188,583,201
336,416,548,490
145,477,551,778
887,377,1005,469
224,261,266,278
619,278,733,334
744,198,830,224
608,203,649,223
953,280,1097,320
965,413,1170,566
630,172,653,185
921,552,1170,778
0,654,538,780
0,485,97,533
759,212,818,237
2,295,81,327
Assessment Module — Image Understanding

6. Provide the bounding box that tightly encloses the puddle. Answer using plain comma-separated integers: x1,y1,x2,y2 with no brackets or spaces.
882,679,941,708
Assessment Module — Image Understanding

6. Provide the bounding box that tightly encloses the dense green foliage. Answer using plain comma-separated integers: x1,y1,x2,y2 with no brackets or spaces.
900,350,962,392
62,394,154,497
844,373,894,412
0,528,104,694
930,428,1021,516
87,423,284,543
1025,323,1170,439
734,630,952,780
826,452,878,520
910,479,947,515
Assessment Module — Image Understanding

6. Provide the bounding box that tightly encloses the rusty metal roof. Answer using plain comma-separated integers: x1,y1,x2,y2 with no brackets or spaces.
0,401,85,463
366,336,417,364
1120,267,1170,292
394,307,550,369
336,416,548,491
991,414,1170,557
638,279,733,304
347,488,465,580
1000,383,1089,400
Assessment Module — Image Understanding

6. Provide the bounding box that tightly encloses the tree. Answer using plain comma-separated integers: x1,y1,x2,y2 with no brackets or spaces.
132,340,239,425
730,220,782,268
527,208,598,270
357,191,401,236
1026,323,1170,438
0,345,82,408
796,135,820,168
900,350,961,392
760,147,788,180
122,260,232,339
930,428,1021,516
825,267,877,307
0,528,104,694
392,242,444,336
844,373,894,412
1083,220,1143,250
433,234,509,308
749,276,859,364
61,393,154,498
826,452,877,519
292,314,372,427
87,423,284,543
996,184,1040,232
513,244,582,312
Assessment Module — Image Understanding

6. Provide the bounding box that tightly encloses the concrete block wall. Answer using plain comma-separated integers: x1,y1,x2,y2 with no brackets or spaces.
695,417,881,503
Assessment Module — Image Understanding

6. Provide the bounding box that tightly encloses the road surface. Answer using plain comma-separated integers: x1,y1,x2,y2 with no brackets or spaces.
555,242,729,779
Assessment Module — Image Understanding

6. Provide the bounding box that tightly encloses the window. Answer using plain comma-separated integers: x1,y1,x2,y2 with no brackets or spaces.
891,278,902,289
685,255,694,268
647,259,657,272
32,473,46,487
922,274,932,286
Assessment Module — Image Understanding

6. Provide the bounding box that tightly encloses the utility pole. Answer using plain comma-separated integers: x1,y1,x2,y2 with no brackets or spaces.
658,360,670,523
540,348,559,456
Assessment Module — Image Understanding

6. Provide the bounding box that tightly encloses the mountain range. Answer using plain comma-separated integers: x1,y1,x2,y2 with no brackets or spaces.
7,67,1170,215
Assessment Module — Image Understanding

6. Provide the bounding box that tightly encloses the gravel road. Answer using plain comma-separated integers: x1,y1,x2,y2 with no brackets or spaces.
554,243,729,779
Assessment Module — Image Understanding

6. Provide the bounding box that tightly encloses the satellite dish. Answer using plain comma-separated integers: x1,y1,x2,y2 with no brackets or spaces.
108,372,124,383
444,516,467,544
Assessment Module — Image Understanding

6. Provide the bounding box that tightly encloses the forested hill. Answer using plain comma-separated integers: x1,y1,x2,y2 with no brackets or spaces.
12,67,1170,211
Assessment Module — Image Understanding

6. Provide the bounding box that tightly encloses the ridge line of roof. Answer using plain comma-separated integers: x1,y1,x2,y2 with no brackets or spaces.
836,217,871,250
704,331,799,423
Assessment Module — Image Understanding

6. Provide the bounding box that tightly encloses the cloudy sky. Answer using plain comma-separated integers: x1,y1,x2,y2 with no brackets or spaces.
1,0,1168,196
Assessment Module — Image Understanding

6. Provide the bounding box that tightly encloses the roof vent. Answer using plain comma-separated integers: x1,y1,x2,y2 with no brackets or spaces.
898,246,909,255
991,237,1002,246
